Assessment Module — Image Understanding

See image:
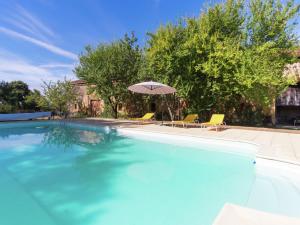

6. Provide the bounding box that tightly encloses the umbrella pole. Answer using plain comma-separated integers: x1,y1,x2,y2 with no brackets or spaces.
161,94,171,125
161,95,164,125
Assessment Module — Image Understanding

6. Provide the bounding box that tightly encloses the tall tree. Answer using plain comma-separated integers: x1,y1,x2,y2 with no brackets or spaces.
246,0,300,48
242,0,300,122
0,80,31,112
0,81,10,104
0,81,14,113
146,0,299,123
8,81,30,109
75,33,142,118
146,0,246,116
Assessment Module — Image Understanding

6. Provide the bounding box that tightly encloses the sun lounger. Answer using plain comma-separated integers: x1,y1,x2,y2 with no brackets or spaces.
131,113,155,123
200,114,225,131
171,114,198,128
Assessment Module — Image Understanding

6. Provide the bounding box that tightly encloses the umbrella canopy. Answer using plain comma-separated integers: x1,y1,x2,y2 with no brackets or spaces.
128,81,176,95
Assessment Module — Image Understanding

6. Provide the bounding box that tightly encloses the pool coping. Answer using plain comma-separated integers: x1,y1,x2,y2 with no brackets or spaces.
117,127,300,167
70,118,300,166
117,127,259,155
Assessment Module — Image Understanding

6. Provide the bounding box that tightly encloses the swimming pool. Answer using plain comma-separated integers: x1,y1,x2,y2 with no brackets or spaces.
0,121,299,225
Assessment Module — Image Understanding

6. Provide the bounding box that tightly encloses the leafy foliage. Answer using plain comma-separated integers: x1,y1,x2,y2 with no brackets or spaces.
24,89,44,111
145,0,299,123
0,80,46,113
246,0,300,48
41,79,78,118
74,0,299,124
75,33,143,118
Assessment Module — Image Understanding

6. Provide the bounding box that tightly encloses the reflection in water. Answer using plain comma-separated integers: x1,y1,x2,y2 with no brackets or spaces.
42,125,80,149
78,130,103,145
42,124,117,150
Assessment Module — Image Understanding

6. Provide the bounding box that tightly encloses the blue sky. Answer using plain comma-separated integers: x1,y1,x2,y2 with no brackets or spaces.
0,0,299,90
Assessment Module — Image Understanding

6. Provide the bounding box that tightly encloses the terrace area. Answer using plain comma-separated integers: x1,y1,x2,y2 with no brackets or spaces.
74,118,300,165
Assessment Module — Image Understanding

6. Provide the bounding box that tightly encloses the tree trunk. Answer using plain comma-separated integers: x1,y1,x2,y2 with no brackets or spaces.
164,95,174,121
270,98,276,126
108,97,118,119
113,105,118,119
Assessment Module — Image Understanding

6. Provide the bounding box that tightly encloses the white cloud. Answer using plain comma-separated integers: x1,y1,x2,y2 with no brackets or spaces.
15,4,56,38
0,26,77,60
0,4,77,90
0,50,76,91
2,4,56,42
4,17,47,41
3,4,57,41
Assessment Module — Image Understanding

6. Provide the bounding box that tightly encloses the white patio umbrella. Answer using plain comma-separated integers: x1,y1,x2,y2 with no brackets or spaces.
128,81,176,122
128,81,176,95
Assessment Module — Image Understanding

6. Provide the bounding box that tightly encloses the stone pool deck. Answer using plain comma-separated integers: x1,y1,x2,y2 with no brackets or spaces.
74,118,300,165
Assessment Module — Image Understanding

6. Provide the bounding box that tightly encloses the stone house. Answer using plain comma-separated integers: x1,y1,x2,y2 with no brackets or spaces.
70,80,104,116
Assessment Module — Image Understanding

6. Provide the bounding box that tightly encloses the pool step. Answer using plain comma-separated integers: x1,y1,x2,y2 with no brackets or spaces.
246,170,300,218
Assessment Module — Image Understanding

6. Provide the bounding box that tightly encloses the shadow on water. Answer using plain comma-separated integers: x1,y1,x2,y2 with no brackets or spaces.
0,122,140,225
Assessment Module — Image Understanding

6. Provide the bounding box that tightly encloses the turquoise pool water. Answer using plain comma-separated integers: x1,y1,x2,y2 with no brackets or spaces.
0,122,255,225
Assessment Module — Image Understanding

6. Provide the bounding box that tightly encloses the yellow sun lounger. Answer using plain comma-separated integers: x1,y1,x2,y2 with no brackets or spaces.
200,114,225,131
172,114,198,128
131,113,155,122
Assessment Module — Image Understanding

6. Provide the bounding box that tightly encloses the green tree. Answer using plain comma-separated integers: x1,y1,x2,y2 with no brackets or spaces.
0,81,10,103
8,81,30,110
242,0,299,117
0,80,33,112
246,0,300,48
0,103,14,113
75,33,142,118
146,0,299,123
146,0,246,116
42,79,78,118
24,89,46,111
